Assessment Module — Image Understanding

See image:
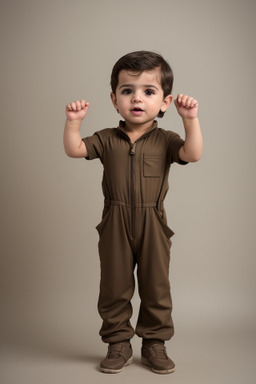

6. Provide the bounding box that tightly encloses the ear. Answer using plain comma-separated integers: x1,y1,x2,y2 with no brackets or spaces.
110,92,118,110
160,94,173,113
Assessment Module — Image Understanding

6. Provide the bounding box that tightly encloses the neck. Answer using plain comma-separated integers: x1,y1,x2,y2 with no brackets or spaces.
120,120,157,143
124,120,154,134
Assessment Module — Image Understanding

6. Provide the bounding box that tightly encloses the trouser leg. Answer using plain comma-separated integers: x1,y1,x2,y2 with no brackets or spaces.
135,208,174,341
97,206,135,343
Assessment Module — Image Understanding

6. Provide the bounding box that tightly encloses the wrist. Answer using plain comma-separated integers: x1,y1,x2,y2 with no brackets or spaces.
66,117,83,123
65,118,82,133
182,117,200,134
65,118,83,129
182,117,199,129
182,116,198,122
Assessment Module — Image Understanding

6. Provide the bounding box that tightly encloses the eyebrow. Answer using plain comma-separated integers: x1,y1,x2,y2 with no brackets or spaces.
119,84,159,90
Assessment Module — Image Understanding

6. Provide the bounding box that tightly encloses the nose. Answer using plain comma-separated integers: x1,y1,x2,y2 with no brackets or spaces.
132,92,142,103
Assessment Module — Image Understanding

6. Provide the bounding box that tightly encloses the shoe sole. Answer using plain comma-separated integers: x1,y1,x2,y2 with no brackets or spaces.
141,357,175,374
100,356,133,374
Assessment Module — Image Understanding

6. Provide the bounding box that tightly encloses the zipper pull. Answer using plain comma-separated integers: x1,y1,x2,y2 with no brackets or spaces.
130,143,136,155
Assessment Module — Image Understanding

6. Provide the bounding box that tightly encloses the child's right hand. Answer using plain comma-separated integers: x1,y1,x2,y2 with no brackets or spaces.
66,99,89,121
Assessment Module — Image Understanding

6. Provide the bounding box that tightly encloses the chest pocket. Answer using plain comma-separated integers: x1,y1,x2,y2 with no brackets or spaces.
143,154,164,177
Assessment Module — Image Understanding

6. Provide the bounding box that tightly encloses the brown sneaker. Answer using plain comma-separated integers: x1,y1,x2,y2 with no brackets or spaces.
100,341,133,374
141,343,175,374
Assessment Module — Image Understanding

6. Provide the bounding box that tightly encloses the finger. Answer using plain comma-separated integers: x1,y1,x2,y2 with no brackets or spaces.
80,99,86,109
176,94,184,104
178,94,188,108
76,100,82,111
181,95,189,106
81,100,90,110
71,102,77,110
66,103,72,110
182,95,198,108
185,96,195,108
177,94,190,106
190,99,198,107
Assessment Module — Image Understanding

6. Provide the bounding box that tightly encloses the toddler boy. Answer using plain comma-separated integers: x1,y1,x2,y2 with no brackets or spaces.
63,51,203,374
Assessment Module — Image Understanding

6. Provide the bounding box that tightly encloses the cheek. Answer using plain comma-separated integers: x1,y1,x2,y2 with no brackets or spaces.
117,98,128,108
148,98,163,110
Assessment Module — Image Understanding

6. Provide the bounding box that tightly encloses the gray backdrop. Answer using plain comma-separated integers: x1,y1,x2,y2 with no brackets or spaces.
1,0,255,383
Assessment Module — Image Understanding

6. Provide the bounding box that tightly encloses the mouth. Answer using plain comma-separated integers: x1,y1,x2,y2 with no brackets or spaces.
132,107,143,112
131,107,144,115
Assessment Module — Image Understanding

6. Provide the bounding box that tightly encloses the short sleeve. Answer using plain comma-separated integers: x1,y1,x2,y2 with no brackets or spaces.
82,132,104,161
166,131,188,165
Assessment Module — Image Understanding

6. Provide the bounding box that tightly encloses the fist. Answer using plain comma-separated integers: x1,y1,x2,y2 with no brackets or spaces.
174,94,198,119
66,100,89,121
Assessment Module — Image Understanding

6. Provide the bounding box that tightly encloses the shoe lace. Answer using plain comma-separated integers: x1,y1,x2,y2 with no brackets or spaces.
153,344,168,360
107,342,128,360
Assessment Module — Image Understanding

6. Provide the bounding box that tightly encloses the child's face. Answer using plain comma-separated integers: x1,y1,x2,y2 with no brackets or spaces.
111,67,172,128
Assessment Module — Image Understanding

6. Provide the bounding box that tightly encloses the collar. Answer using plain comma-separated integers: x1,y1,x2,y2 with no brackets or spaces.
117,120,158,142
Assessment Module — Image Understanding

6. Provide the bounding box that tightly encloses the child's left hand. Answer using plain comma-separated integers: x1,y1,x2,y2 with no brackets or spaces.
174,94,198,119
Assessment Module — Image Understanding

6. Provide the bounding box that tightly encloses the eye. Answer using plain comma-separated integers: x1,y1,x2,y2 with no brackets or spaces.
121,88,132,95
145,89,155,96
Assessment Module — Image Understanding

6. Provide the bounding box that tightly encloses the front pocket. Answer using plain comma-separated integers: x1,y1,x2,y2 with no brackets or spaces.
143,154,164,177
154,208,175,240
96,206,112,237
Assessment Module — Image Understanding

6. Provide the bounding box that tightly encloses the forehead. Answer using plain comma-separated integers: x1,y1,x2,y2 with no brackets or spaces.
117,67,162,87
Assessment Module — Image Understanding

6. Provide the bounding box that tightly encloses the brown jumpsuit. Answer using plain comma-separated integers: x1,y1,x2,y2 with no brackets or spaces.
82,120,187,344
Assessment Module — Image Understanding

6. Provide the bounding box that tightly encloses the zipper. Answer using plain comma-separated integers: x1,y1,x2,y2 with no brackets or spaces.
117,126,157,239
130,143,136,238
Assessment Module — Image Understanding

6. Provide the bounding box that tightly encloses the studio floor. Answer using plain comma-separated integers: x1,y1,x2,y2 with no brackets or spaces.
1,326,255,384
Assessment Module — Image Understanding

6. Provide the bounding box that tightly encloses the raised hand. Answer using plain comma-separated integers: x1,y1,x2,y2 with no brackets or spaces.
174,94,198,120
66,100,90,121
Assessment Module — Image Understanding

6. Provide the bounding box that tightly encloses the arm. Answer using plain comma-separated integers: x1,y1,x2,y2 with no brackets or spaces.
63,100,89,158
174,94,203,163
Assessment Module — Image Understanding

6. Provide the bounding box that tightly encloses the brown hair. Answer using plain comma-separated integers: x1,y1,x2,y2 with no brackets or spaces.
110,50,174,117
